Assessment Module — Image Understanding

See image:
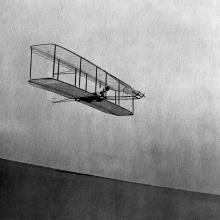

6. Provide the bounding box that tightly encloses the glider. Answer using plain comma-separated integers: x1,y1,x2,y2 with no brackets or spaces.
28,43,144,116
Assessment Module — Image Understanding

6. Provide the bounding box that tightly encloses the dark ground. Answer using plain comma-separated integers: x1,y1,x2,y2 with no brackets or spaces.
0,158,220,219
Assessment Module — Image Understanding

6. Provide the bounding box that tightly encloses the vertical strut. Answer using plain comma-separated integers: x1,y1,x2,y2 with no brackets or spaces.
132,97,134,113
29,47,32,79
118,81,120,105
85,74,87,91
105,72,107,86
95,67,97,93
75,68,77,86
52,45,56,78
79,58,82,87
57,59,60,80
115,90,117,104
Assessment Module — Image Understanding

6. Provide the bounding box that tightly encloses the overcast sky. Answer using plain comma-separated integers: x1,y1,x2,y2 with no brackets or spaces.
1,0,220,195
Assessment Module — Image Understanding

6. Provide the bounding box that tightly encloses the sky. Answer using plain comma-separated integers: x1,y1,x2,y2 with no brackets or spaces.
1,0,220,195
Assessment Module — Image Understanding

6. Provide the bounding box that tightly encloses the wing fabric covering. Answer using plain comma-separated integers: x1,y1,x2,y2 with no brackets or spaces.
28,78,133,116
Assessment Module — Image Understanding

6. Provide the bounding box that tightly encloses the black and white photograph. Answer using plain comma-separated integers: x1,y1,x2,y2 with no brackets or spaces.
0,0,220,219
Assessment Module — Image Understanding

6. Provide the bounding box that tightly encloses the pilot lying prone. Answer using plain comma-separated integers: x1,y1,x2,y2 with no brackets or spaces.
76,86,110,102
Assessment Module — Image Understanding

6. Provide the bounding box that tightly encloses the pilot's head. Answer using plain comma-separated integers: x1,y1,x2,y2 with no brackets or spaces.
105,86,110,91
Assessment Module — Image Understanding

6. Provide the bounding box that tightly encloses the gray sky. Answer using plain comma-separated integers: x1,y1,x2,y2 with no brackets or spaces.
1,0,220,194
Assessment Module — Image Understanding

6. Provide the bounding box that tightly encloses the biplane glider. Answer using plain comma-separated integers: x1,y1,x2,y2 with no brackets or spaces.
28,43,144,116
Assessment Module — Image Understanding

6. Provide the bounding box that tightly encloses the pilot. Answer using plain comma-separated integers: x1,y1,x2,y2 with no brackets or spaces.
97,85,110,98
86,85,110,102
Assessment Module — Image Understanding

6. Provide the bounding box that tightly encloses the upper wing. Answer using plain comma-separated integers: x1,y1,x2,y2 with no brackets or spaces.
31,44,144,99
